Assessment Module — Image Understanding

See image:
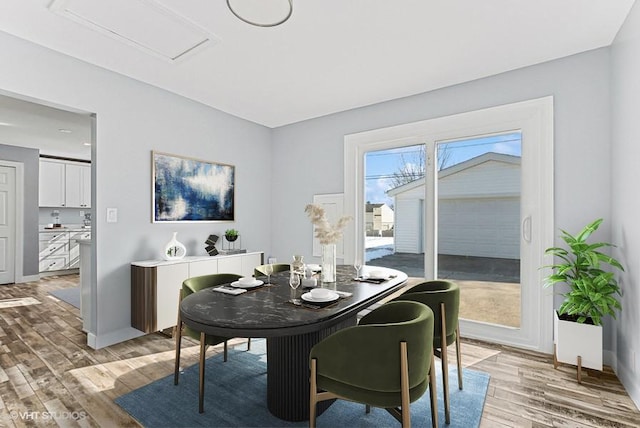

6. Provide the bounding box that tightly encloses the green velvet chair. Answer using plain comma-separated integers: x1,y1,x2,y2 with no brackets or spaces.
173,273,246,413
394,280,462,424
309,301,438,428
253,263,290,277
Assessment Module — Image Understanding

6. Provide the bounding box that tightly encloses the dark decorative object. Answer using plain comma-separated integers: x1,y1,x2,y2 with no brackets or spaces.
152,151,235,223
205,235,219,256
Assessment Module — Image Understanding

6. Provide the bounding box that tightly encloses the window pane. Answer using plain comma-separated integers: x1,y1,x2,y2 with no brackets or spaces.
436,132,522,328
364,144,426,277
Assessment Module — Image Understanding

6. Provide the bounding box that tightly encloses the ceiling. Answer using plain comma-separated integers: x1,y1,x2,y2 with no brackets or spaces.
0,94,92,160
0,0,636,158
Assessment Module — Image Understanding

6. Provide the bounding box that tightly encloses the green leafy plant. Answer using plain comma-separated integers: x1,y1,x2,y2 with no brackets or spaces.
543,218,624,326
224,229,239,241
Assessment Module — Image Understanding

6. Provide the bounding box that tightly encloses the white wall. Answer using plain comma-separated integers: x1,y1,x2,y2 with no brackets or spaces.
611,1,640,407
0,30,272,347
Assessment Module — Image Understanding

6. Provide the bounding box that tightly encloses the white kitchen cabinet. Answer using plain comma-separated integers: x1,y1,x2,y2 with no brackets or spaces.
68,230,92,268
39,230,69,272
39,159,91,208
65,163,91,208
39,161,65,207
130,252,264,333
39,228,91,272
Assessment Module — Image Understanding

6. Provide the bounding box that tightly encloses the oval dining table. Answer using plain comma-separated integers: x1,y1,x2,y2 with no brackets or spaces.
179,264,408,422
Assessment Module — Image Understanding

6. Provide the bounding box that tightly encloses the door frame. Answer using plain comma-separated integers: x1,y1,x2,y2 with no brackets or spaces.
0,160,25,283
344,97,554,353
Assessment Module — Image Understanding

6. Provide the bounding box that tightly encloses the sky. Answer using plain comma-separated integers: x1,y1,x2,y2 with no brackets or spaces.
365,131,522,206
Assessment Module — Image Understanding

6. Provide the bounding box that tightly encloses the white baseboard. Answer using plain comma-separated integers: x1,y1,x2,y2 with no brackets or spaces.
18,274,40,283
605,350,640,411
616,360,640,411
604,349,616,371
87,327,145,350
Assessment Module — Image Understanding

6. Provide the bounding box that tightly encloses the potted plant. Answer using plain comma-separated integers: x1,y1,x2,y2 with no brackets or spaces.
543,218,624,380
224,228,239,242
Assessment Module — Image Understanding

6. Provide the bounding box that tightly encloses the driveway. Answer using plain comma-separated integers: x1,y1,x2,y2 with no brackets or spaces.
367,251,520,283
365,243,522,327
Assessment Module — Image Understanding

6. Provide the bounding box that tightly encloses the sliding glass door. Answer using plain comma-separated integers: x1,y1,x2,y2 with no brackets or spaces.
345,98,554,352
435,133,522,328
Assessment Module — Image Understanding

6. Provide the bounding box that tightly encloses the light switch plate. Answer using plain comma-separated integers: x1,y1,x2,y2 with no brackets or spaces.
106,208,118,223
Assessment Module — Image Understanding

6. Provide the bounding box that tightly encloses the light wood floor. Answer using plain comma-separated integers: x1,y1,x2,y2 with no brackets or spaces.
0,274,638,427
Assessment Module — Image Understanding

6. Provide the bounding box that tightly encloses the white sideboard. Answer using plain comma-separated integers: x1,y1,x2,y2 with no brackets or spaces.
130,252,263,333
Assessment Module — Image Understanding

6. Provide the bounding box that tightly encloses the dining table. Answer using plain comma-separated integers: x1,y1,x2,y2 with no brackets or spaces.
179,264,408,422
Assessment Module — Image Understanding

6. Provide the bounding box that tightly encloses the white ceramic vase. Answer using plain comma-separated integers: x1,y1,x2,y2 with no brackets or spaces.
163,232,186,260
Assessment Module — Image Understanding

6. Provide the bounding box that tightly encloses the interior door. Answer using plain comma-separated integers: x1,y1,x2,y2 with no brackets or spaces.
0,165,16,284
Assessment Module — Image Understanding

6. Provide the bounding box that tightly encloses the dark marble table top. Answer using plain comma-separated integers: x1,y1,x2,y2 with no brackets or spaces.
180,265,408,338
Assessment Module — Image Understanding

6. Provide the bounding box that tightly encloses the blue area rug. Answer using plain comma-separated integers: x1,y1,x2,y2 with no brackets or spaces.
115,340,489,427
49,286,80,309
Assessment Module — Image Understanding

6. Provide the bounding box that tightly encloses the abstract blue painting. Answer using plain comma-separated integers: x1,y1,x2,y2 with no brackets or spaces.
152,151,235,222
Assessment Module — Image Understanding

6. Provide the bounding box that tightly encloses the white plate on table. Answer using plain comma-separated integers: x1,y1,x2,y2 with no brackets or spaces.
367,270,389,280
230,279,264,289
301,291,339,303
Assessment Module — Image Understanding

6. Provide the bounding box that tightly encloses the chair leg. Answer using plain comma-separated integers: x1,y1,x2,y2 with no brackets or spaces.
440,303,450,425
174,322,183,385
174,289,183,385
456,323,463,390
310,358,318,428
223,340,228,362
429,351,439,428
199,332,206,413
399,341,411,428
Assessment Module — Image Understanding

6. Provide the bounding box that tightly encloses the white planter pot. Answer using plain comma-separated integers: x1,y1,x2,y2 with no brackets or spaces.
554,310,602,371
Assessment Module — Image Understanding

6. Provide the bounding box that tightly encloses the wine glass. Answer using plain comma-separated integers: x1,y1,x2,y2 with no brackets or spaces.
289,272,301,299
353,259,363,278
264,263,274,284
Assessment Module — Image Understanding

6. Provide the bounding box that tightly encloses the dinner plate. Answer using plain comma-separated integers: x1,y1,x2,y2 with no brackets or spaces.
230,279,264,289
301,291,339,303
367,271,389,280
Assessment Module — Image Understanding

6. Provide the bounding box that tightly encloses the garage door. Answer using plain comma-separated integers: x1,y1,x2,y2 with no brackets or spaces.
438,197,520,259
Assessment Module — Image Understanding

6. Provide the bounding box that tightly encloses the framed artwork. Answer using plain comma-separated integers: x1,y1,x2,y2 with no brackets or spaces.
152,151,235,222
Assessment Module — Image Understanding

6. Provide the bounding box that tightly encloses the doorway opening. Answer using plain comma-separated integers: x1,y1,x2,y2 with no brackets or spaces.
0,92,94,283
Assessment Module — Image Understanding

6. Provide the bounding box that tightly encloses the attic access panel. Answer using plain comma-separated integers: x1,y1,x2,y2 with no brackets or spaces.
49,0,219,62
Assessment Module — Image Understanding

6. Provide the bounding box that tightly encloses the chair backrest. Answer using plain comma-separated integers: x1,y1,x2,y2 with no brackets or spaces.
311,301,434,393
394,280,460,341
253,263,290,277
182,273,243,298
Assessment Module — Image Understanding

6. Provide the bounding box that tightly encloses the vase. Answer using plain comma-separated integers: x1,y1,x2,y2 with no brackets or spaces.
163,232,186,260
291,255,305,277
321,244,337,283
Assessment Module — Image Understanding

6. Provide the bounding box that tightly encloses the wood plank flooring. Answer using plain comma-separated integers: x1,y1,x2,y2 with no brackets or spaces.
0,274,638,427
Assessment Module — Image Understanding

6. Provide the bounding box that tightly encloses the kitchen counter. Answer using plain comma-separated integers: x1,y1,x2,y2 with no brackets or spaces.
39,224,91,232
